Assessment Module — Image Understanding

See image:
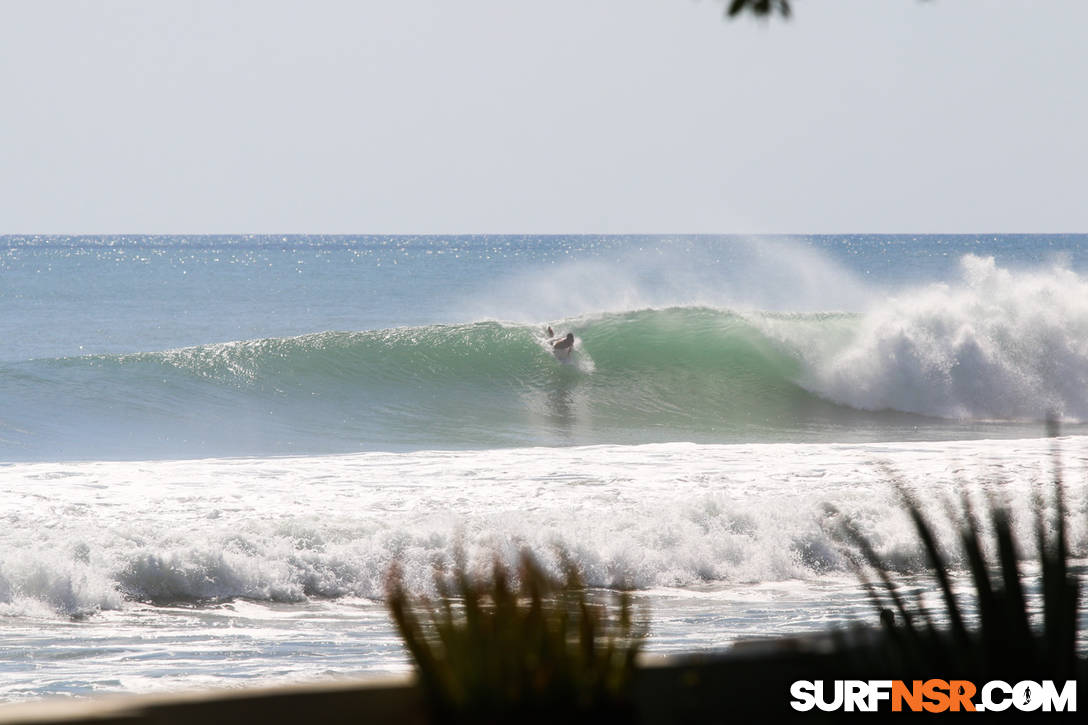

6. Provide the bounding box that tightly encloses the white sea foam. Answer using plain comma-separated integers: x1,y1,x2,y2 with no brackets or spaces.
752,255,1088,421
2,437,1083,618
2,437,1086,701
0,552,121,619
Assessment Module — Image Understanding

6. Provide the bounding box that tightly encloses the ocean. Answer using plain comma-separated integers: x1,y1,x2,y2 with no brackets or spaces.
2,234,1087,700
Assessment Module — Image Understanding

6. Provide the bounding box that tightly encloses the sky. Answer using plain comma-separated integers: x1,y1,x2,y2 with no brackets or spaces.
1,0,1086,234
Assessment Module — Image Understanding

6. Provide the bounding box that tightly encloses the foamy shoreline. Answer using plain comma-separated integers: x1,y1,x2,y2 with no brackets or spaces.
2,435,1085,700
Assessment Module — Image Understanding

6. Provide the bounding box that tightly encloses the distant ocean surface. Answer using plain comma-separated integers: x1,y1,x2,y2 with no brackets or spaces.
2,235,1087,700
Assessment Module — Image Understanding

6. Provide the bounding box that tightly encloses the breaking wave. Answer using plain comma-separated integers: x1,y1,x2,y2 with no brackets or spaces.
2,255,1086,459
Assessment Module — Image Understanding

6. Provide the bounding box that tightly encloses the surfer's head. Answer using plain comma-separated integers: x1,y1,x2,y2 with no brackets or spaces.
565,333,574,343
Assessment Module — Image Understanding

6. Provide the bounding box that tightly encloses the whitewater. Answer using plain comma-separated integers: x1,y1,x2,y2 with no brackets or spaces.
2,235,1088,700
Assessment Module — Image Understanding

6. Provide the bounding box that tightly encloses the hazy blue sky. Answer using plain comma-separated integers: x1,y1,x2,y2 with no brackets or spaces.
1,1,1085,233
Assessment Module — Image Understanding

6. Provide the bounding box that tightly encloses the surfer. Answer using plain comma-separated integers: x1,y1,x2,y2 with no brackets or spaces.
551,332,575,358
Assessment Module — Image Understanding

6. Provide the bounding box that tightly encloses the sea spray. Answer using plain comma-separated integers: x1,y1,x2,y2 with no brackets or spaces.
466,236,876,323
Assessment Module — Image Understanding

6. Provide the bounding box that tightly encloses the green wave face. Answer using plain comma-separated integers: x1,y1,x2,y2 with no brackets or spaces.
146,307,836,431
0,307,938,459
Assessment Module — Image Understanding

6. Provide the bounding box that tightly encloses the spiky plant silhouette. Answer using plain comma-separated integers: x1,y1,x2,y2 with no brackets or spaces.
386,551,643,724
832,430,1083,684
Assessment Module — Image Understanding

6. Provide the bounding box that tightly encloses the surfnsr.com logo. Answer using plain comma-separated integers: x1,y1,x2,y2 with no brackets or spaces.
790,679,1076,713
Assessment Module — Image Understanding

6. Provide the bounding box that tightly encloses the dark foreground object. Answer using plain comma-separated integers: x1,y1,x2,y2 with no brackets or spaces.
3,635,1083,725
